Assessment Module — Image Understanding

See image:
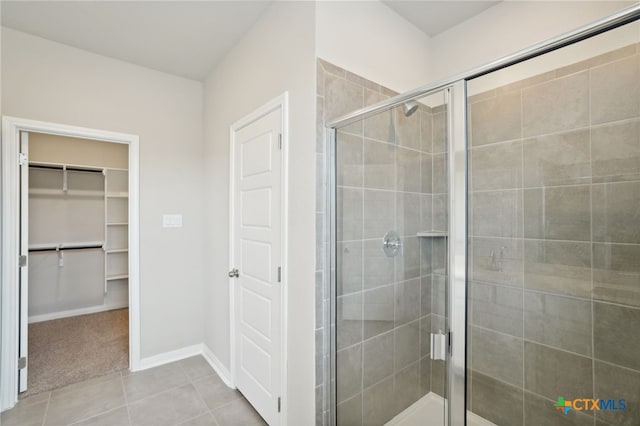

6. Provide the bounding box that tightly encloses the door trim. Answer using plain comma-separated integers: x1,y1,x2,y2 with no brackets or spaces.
0,116,141,411
228,93,289,425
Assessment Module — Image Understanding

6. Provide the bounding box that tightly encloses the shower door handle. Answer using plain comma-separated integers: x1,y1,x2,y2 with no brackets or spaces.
431,331,447,360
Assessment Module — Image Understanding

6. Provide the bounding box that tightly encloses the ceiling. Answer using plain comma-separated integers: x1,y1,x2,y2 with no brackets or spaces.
1,1,499,82
383,1,500,36
1,1,273,81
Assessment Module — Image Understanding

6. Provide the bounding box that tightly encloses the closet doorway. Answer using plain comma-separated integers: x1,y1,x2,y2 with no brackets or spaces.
0,117,140,410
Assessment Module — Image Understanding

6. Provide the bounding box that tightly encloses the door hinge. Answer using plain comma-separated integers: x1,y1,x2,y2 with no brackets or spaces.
277,396,281,413
277,267,281,282
18,153,27,166
19,255,27,267
18,357,27,370
278,133,282,150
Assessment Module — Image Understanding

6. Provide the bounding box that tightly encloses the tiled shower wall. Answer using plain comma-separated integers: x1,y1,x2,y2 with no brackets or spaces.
316,59,449,425
467,43,640,425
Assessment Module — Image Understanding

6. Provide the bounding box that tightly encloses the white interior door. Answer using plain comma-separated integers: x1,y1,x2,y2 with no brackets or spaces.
18,131,29,393
232,107,282,425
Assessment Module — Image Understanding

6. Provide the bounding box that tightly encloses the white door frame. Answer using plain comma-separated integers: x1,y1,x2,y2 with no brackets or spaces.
0,116,141,411
228,93,289,424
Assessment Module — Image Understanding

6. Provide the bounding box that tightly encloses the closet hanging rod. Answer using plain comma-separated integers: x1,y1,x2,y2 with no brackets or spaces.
29,164,104,174
29,244,104,253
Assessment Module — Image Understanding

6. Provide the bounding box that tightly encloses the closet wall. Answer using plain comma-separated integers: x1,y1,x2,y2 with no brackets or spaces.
28,132,129,323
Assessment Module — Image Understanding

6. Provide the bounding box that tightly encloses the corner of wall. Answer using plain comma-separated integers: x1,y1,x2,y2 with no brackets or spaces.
136,342,233,388
315,0,431,93
202,2,317,424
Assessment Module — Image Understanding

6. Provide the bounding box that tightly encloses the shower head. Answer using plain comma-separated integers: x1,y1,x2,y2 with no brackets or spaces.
402,101,419,117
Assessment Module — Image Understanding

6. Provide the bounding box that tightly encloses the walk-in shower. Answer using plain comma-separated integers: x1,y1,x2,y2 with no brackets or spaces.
322,4,640,426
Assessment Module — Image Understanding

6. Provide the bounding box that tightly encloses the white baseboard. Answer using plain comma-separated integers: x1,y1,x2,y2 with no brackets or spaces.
201,344,234,388
137,344,203,371
28,302,128,323
136,343,234,389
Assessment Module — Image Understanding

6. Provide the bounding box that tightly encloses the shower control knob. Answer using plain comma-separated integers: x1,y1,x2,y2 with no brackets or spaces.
382,231,402,257
228,268,240,278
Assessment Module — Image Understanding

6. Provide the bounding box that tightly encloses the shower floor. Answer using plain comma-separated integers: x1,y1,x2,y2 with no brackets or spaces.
386,393,496,426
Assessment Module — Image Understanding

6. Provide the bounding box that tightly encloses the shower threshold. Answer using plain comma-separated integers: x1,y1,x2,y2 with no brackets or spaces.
385,393,496,426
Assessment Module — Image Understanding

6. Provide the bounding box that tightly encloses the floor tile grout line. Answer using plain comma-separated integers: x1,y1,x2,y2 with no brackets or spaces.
176,411,211,426
52,374,128,426
124,370,193,407
189,369,223,417
131,358,228,426
129,358,228,424
120,372,133,426
66,404,129,426
16,357,238,426
208,395,247,418
40,390,52,426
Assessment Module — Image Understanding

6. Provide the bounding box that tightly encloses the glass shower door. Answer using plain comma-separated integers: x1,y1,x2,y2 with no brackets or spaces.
465,19,640,426
333,89,450,426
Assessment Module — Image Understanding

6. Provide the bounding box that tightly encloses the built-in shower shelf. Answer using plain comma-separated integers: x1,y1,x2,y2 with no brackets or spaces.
416,231,448,238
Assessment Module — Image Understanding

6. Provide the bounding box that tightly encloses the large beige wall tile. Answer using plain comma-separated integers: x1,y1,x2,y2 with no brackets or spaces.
471,91,522,146
523,240,591,298
591,55,640,125
594,302,640,371
523,129,590,187
592,120,640,183
523,72,589,137
593,243,640,308
471,141,522,190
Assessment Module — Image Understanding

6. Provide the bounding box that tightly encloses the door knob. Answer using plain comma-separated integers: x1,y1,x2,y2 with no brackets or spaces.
228,268,239,278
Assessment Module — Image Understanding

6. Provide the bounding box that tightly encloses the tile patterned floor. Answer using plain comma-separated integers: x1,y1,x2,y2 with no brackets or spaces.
0,355,267,426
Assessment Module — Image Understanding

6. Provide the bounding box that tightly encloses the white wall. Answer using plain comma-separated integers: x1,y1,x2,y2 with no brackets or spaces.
1,27,206,358
203,2,316,424
316,0,431,93
429,1,636,88
30,133,128,169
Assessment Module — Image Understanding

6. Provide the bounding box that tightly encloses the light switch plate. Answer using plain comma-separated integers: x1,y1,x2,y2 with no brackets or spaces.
162,214,183,228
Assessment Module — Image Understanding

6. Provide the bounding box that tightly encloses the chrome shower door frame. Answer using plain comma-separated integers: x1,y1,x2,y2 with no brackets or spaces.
327,80,468,426
446,80,468,426
328,127,337,426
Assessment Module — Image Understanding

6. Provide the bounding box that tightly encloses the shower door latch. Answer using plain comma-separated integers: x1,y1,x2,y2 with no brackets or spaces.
431,331,447,361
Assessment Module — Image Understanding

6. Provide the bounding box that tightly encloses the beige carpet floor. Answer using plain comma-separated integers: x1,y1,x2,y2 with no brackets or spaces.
24,308,129,397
